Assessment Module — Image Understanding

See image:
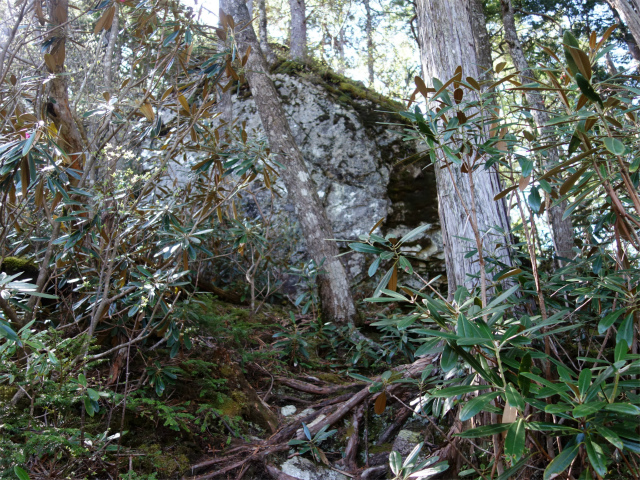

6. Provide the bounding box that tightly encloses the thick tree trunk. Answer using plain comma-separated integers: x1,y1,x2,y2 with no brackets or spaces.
415,0,513,296
46,0,84,178
608,3,640,61
607,0,640,49
258,0,275,63
500,0,575,263
468,0,493,79
226,0,357,324
289,0,306,61
363,0,374,85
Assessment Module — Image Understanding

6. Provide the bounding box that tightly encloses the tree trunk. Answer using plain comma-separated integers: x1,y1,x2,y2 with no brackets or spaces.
500,0,575,263
336,27,346,74
289,0,306,61
608,3,640,61
258,0,275,63
226,0,357,325
363,0,374,85
415,0,513,296
104,3,119,94
218,3,233,126
468,0,493,79
46,0,84,179
607,0,640,49
605,51,618,75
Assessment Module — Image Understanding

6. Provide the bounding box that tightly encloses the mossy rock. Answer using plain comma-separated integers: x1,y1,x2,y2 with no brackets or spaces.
269,53,406,124
1,256,38,280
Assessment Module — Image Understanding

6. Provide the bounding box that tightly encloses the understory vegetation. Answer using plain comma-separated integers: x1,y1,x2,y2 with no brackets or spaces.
1,0,640,479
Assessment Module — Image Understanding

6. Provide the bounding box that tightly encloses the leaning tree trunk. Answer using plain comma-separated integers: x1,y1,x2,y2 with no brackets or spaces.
225,0,357,325
415,0,513,297
289,0,306,60
45,0,85,177
606,0,640,49
500,0,575,263
608,3,640,61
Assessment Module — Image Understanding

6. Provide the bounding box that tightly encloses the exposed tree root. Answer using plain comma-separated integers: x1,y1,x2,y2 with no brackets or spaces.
265,464,301,480
275,376,363,395
357,465,387,479
184,356,436,480
342,404,364,472
375,401,413,446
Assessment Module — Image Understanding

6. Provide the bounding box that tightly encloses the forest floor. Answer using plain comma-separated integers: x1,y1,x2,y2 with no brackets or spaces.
103,294,445,480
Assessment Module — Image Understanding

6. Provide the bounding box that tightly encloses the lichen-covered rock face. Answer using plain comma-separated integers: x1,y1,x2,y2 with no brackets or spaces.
230,70,443,281
280,456,349,480
391,429,423,458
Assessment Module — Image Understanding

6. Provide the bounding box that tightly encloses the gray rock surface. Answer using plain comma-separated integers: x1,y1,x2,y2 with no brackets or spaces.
230,70,443,281
280,456,348,480
145,66,444,283
391,429,423,458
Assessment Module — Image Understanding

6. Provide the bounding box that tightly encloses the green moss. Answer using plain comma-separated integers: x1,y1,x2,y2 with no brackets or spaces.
1,256,38,277
268,52,405,124
134,444,190,478
216,394,244,417
368,443,392,454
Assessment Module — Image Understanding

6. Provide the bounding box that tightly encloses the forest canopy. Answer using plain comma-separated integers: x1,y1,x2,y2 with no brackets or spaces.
0,0,639,479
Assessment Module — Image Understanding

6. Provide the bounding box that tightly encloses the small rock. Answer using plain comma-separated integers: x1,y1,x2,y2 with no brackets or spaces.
391,429,423,458
294,407,316,419
282,405,297,417
280,456,348,480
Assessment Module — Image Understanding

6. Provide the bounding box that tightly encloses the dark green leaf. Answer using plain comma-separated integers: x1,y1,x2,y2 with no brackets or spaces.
14,466,30,480
603,137,625,155
460,391,500,421
455,423,511,438
585,437,607,477
573,401,606,418
598,309,626,334
603,403,640,415
617,313,634,347
543,442,579,480
441,343,457,372
505,418,526,461
528,187,542,213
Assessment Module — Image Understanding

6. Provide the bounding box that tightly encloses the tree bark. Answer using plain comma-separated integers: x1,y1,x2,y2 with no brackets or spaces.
606,0,640,49
500,0,575,263
258,0,275,63
363,0,374,85
608,2,640,61
468,0,493,79
46,0,85,180
104,3,119,94
336,27,346,74
226,0,357,324
415,0,513,296
289,0,306,61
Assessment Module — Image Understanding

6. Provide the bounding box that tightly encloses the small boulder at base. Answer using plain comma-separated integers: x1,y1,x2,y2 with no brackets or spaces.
391,429,423,458
280,456,348,480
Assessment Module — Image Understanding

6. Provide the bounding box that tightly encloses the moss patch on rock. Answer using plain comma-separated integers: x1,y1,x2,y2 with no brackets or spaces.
269,56,407,126
1,256,39,279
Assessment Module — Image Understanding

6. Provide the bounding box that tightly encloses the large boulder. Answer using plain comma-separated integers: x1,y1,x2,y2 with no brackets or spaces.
231,62,444,282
